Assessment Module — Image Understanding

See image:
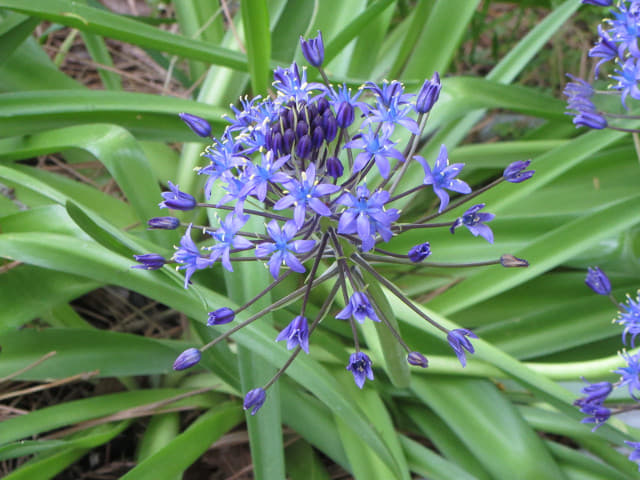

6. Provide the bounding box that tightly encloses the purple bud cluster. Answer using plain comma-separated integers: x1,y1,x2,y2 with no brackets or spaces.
134,31,534,416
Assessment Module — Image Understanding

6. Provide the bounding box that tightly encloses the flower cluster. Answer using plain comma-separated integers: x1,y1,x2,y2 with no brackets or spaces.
565,1,640,130
136,31,533,416
578,266,640,470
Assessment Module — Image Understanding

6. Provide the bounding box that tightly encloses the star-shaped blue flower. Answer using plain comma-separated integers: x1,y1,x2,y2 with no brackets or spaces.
273,163,340,228
415,144,471,213
255,220,316,279
173,224,215,288
336,184,398,252
206,214,253,272
335,291,380,324
275,315,310,353
450,204,495,243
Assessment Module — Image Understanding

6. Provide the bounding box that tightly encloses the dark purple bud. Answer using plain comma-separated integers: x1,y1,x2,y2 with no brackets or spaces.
243,387,267,415
585,267,611,295
178,112,211,138
580,0,612,5
407,351,429,368
416,72,441,113
335,102,355,128
408,242,431,262
296,120,308,138
503,160,535,183
283,128,295,152
207,307,235,326
500,254,529,268
173,347,201,370
573,111,607,129
317,97,329,113
300,31,324,67
326,156,344,179
311,126,325,148
271,131,284,155
147,216,180,230
322,113,337,143
133,253,167,270
295,135,312,158
159,181,196,211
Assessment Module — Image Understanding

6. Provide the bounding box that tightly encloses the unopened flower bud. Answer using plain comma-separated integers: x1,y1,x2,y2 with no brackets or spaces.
179,112,212,138
132,254,167,270
148,216,180,230
500,254,529,268
173,348,201,370
408,242,431,262
407,351,429,368
207,307,235,326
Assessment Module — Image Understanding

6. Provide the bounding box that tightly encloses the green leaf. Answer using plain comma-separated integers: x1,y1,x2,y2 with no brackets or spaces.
0,91,228,141
119,403,243,480
0,0,249,70
0,12,40,66
412,377,565,480
241,0,271,95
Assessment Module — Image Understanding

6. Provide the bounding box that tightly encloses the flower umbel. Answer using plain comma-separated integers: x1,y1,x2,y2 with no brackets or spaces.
134,31,532,414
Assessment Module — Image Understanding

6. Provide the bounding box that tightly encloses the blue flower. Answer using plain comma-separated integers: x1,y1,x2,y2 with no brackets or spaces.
624,441,640,472
614,351,640,400
179,112,211,138
578,403,611,431
585,266,611,296
574,379,613,409
447,328,477,367
133,253,167,270
273,163,340,228
364,80,414,107
611,58,640,109
589,25,618,78
450,203,495,244
173,348,202,370
327,83,367,128
173,224,215,288
336,184,398,252
255,220,316,279
408,242,431,263
415,145,471,213
159,181,196,211
240,151,290,202
616,293,640,347
243,388,267,415
273,63,323,104
276,316,310,353
346,352,374,388
300,31,324,67
199,133,245,200
207,307,235,326
345,127,405,179
335,292,380,324
363,94,419,136
503,160,534,183
206,214,253,272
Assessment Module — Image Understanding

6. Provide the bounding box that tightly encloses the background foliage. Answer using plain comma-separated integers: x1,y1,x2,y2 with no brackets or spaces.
1,0,639,478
